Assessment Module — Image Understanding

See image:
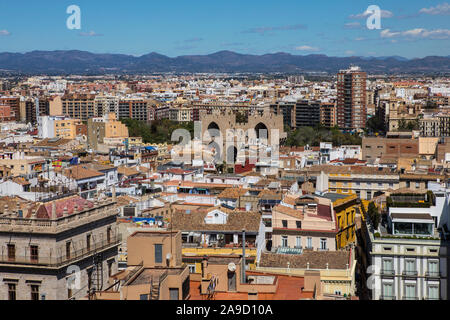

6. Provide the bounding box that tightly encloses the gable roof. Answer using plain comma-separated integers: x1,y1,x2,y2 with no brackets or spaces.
171,208,261,232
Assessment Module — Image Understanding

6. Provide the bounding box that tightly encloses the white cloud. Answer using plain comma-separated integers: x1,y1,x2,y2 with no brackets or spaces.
419,2,450,15
354,37,366,41
345,50,356,55
344,22,362,29
381,28,450,39
79,31,103,37
350,9,393,19
294,45,320,52
0,30,11,36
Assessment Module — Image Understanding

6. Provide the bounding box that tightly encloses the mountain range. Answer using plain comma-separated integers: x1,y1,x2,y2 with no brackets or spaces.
0,50,449,75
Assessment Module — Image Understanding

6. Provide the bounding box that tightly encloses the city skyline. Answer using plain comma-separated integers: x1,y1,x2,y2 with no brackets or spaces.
0,1,449,58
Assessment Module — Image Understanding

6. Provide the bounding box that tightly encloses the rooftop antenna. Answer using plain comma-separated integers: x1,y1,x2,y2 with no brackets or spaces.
241,228,246,284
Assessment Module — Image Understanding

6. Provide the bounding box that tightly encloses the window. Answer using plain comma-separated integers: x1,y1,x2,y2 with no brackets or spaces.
404,284,416,300
108,261,113,277
154,244,163,263
296,221,302,229
188,265,196,273
281,236,288,248
140,294,149,300
307,237,312,249
7,244,15,261
320,238,327,250
30,285,39,301
427,260,439,276
30,245,39,262
428,285,439,300
169,288,179,300
68,288,72,299
86,234,91,252
66,241,71,259
107,227,111,243
282,220,288,228
382,283,393,299
295,237,301,248
382,259,393,273
8,283,16,300
87,269,93,291
405,259,416,275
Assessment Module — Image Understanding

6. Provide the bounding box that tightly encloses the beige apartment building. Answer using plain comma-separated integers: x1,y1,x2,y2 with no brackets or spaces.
54,118,84,139
0,195,120,300
271,194,337,252
62,93,97,121
87,113,129,151
94,230,190,300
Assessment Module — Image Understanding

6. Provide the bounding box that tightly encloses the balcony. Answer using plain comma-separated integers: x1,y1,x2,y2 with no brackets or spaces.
402,296,417,300
381,269,395,276
425,271,440,278
275,247,303,255
402,270,418,276
0,235,121,268
380,295,396,300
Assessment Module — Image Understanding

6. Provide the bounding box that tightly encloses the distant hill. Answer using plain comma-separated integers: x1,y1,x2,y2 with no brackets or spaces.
0,50,449,74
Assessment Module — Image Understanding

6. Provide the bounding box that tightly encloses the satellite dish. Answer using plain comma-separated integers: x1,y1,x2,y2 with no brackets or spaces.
228,262,236,272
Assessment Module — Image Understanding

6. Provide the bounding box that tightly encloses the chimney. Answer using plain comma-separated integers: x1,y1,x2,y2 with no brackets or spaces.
74,204,79,214
63,206,68,217
4,204,8,216
201,256,208,278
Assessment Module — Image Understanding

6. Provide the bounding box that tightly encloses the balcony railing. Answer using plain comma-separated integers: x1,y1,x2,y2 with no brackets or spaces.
402,296,417,300
381,269,395,276
402,270,418,276
425,271,440,278
276,247,303,255
380,295,396,300
0,235,121,268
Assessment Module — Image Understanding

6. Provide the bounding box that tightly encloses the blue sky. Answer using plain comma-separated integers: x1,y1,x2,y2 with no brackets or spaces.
0,0,449,58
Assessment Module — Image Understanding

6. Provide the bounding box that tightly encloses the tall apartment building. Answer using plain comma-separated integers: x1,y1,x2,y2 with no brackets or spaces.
295,100,321,128
95,95,119,118
0,96,20,121
320,102,337,128
61,94,97,121
118,98,148,121
337,66,367,131
0,195,120,300
0,105,15,122
25,97,50,124
270,102,295,128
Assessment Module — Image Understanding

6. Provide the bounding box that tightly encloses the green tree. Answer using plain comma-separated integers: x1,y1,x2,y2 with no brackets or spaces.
366,116,386,135
367,201,381,230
